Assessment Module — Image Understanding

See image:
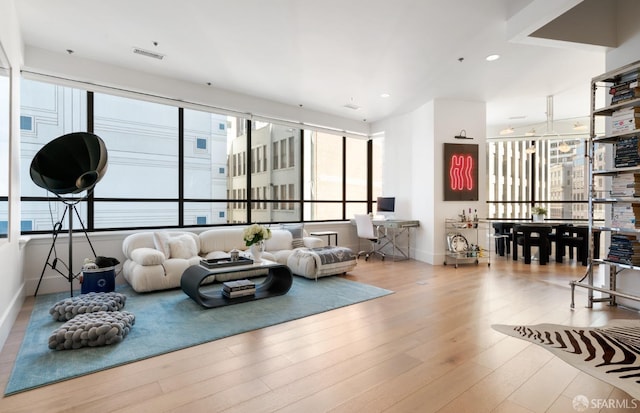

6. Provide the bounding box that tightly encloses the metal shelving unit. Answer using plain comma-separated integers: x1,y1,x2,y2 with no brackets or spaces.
444,219,490,268
571,60,640,308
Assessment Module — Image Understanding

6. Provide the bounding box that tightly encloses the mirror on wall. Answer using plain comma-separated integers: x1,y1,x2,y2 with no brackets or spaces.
0,45,9,240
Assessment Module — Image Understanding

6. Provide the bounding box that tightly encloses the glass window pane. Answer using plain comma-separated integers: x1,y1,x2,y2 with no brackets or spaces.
20,79,88,197
247,122,301,223
93,202,178,229
0,69,8,237
185,202,233,225
346,202,368,219
303,202,343,221
183,109,236,201
20,200,88,232
303,130,343,220
346,138,367,201
372,138,383,201
93,93,178,199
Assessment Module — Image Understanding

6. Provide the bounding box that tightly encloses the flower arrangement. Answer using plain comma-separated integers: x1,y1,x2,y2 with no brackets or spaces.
531,206,547,215
243,224,272,246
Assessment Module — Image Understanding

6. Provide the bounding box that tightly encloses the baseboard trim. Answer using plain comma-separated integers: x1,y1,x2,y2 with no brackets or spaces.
0,282,25,353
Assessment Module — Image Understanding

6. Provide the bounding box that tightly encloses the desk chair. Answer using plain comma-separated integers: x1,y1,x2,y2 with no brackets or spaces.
354,214,385,261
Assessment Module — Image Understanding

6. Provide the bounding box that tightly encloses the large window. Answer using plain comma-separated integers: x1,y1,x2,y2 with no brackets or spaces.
487,135,597,220
19,78,378,233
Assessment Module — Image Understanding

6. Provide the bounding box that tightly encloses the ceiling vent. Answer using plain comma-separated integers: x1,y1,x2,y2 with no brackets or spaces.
343,102,361,111
133,47,165,60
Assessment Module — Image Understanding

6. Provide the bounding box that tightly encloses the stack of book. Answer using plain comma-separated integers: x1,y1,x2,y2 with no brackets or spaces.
612,107,640,133
611,173,640,197
607,234,640,266
611,203,639,229
222,279,256,298
610,72,640,105
614,136,640,167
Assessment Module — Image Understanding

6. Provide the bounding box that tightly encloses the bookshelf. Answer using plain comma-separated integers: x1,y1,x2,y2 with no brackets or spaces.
571,59,640,308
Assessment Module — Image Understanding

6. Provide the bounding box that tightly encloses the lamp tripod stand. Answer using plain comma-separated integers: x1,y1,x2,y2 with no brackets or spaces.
29,132,108,297
33,198,96,297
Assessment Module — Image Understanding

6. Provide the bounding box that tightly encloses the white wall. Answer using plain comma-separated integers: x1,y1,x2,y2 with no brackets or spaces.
0,0,25,352
23,46,369,139
373,98,486,264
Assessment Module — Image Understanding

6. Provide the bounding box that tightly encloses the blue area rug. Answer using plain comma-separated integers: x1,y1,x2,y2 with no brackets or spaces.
5,277,392,395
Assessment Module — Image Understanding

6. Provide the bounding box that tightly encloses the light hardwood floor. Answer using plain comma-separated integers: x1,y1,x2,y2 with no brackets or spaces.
1,255,639,413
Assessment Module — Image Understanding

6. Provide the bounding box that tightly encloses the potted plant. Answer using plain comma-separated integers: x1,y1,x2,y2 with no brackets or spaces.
243,224,272,262
531,206,547,222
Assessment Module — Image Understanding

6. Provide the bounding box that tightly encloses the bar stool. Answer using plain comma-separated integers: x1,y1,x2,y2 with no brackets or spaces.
492,222,513,256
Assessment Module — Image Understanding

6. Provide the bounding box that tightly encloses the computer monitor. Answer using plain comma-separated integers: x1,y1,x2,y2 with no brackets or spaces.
376,197,395,219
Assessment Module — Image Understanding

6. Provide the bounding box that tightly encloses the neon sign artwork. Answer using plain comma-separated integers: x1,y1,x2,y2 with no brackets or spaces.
444,143,478,201
449,154,474,191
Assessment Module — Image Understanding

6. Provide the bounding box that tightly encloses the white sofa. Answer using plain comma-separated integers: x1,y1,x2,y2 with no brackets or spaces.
122,227,324,292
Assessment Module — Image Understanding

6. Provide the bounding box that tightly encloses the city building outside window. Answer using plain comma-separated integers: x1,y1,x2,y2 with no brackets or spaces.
18,78,379,233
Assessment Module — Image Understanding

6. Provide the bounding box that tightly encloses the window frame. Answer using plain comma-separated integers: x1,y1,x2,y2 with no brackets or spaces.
19,78,377,234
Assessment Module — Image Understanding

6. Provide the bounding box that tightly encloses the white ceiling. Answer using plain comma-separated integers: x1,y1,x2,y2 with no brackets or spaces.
13,0,612,130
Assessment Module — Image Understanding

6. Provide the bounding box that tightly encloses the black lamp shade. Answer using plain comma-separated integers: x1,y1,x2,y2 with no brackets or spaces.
30,132,108,195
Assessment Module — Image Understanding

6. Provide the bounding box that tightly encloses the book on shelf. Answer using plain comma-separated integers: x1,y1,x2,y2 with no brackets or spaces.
611,173,640,197
200,256,253,268
609,70,640,90
614,136,640,167
607,233,640,265
611,89,640,104
610,79,640,95
222,288,256,298
612,107,640,132
612,204,638,229
222,279,255,292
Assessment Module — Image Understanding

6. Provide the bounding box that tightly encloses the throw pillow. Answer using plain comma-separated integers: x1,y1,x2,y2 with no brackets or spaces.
281,223,304,238
131,248,165,266
281,223,304,248
291,238,305,248
168,234,198,259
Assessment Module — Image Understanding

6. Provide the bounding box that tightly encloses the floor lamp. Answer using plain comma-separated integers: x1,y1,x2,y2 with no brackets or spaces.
30,132,108,297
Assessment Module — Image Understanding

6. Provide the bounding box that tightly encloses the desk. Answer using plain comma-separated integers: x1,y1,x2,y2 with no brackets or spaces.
372,219,420,261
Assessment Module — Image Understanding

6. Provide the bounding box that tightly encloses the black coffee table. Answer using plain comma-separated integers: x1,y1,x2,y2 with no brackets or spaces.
180,259,293,308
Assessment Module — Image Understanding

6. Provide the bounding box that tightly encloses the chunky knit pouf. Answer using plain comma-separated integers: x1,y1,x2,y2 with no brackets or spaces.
48,310,135,350
49,292,127,321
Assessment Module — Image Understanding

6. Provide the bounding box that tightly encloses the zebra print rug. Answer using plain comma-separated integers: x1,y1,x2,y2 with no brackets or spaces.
492,319,640,399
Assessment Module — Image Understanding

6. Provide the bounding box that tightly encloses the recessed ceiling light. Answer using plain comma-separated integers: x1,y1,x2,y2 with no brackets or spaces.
380,93,390,98
486,54,500,62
